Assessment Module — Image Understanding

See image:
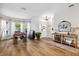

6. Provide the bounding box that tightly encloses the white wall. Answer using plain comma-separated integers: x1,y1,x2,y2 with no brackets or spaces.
30,16,40,32
54,4,79,47
54,4,79,31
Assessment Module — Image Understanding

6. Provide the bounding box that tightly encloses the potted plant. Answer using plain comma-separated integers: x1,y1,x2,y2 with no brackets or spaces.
35,32,41,40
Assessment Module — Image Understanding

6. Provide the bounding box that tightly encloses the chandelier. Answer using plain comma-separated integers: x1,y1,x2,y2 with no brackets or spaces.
45,16,49,21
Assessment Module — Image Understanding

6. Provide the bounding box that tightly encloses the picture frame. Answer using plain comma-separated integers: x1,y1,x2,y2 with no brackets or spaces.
58,21,71,32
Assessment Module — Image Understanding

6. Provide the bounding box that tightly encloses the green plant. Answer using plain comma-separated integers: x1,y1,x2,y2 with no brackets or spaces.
35,32,41,40
15,22,21,27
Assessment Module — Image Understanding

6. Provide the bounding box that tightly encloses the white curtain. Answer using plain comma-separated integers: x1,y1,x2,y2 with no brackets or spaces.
11,21,15,36
1,20,7,39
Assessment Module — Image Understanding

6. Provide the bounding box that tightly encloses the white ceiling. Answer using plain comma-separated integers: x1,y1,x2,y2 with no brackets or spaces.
0,3,79,19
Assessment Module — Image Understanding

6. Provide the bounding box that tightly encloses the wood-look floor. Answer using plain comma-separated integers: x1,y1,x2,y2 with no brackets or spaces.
0,38,79,56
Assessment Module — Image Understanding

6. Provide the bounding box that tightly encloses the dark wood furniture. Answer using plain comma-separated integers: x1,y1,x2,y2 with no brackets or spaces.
13,31,27,44
28,30,35,40
13,36,18,44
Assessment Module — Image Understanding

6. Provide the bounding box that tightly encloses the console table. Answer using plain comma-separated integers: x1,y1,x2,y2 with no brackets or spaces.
53,32,78,48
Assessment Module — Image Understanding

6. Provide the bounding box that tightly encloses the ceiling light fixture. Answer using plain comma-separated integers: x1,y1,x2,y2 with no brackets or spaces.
45,16,48,21
68,4,75,7
21,7,26,10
